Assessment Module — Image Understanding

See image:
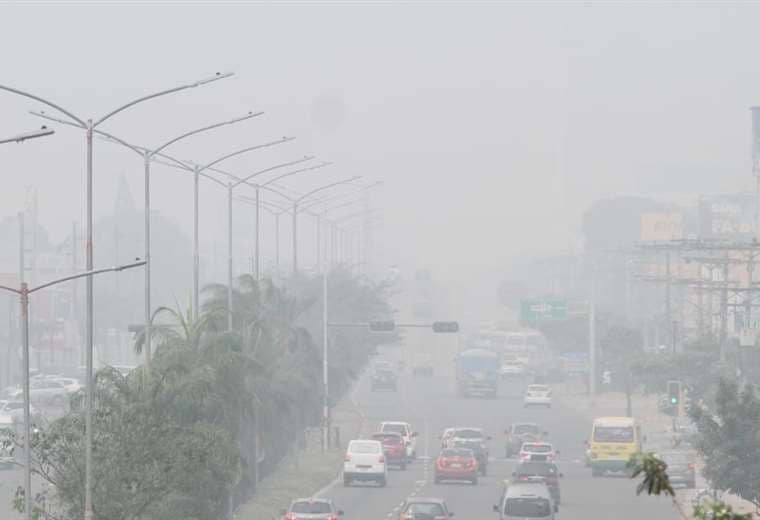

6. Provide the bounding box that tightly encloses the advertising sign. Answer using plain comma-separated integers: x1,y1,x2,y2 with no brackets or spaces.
640,211,682,242
699,194,756,240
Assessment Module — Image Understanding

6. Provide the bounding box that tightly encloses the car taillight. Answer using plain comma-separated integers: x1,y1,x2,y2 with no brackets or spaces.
379,455,385,463
688,463,695,470
285,513,297,520
467,458,476,467
344,454,351,462
327,516,338,520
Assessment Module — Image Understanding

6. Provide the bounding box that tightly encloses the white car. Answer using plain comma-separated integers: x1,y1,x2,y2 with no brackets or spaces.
55,378,83,394
343,439,387,487
0,400,39,422
29,379,67,407
501,360,526,377
380,421,418,459
518,441,558,463
524,384,552,408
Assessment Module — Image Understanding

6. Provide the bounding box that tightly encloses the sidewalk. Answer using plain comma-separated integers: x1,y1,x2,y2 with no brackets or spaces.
557,381,758,519
235,394,364,520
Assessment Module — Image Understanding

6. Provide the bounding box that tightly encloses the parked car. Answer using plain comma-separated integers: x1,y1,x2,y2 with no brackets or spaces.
0,400,39,422
281,498,344,520
434,447,479,484
343,439,387,487
399,497,453,520
29,378,67,406
505,422,545,458
523,384,552,408
372,431,407,469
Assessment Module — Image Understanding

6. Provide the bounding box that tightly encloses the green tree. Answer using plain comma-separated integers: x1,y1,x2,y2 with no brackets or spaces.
630,452,751,520
690,379,760,509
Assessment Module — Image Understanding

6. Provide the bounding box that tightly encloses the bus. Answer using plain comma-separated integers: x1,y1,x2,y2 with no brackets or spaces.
588,416,642,477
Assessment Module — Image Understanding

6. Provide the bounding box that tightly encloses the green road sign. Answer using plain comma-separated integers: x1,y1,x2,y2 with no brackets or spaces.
520,299,569,321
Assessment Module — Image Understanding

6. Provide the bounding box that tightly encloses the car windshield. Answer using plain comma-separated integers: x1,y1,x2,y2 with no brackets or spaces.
594,426,634,443
349,442,380,454
661,452,694,464
374,435,402,445
382,424,406,435
517,463,557,476
441,448,472,457
291,501,331,514
453,429,482,439
523,444,551,453
514,424,540,435
505,497,551,517
405,503,444,516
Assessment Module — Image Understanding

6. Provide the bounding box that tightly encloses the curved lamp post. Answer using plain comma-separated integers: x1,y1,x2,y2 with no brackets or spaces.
0,72,232,520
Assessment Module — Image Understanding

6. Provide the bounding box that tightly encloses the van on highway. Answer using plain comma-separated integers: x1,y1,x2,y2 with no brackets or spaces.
588,416,642,477
493,482,555,520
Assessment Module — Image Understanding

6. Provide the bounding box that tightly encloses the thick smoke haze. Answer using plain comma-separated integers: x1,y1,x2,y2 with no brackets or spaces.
1,3,758,281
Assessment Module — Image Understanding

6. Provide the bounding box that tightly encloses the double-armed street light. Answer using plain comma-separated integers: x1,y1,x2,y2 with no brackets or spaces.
0,71,234,520
0,259,145,520
0,126,55,145
77,111,262,363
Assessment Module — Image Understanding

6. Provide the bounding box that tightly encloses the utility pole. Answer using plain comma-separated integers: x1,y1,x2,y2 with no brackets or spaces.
589,265,597,404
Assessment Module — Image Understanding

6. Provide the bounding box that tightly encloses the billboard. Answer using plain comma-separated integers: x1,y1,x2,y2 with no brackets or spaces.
699,194,756,240
640,211,682,242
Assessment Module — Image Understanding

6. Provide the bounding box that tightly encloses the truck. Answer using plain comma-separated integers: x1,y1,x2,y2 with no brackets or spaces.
455,348,501,398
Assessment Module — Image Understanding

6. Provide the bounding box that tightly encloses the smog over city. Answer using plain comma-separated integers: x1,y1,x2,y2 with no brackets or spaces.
1,3,759,520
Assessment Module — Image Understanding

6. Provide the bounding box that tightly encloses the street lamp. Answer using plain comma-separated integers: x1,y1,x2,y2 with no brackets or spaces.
220,160,336,330
291,177,362,276
0,126,54,145
0,72,233,520
80,112,262,364
0,259,145,520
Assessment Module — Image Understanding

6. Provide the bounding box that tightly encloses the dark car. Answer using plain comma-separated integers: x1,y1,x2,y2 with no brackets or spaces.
512,461,563,506
371,366,398,392
505,422,545,458
399,497,453,520
451,438,488,476
372,431,407,469
281,498,344,520
660,450,696,488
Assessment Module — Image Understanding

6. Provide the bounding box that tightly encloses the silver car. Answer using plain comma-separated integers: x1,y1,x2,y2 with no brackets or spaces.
281,498,344,520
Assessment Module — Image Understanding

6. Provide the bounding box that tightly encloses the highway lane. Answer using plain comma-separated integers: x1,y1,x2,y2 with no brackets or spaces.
323,344,678,520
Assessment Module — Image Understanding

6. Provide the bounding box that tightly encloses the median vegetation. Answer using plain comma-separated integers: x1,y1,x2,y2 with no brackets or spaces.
16,268,397,520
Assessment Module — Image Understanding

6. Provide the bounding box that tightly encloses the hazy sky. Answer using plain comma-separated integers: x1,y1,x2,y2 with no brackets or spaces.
1,2,759,282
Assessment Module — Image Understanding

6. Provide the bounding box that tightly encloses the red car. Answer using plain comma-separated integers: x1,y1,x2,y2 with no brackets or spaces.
372,432,407,469
434,447,479,484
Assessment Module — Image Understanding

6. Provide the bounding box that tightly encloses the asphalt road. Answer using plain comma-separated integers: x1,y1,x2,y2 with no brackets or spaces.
321,346,678,520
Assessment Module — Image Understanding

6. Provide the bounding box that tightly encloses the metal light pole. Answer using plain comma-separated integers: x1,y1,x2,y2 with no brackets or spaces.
0,260,145,520
292,177,362,276
322,270,329,451
0,126,54,145
1,72,233,520
95,112,262,337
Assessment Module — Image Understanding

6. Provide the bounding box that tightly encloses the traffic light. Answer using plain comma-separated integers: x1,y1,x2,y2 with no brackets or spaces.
667,380,681,410
432,321,459,333
368,320,396,333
